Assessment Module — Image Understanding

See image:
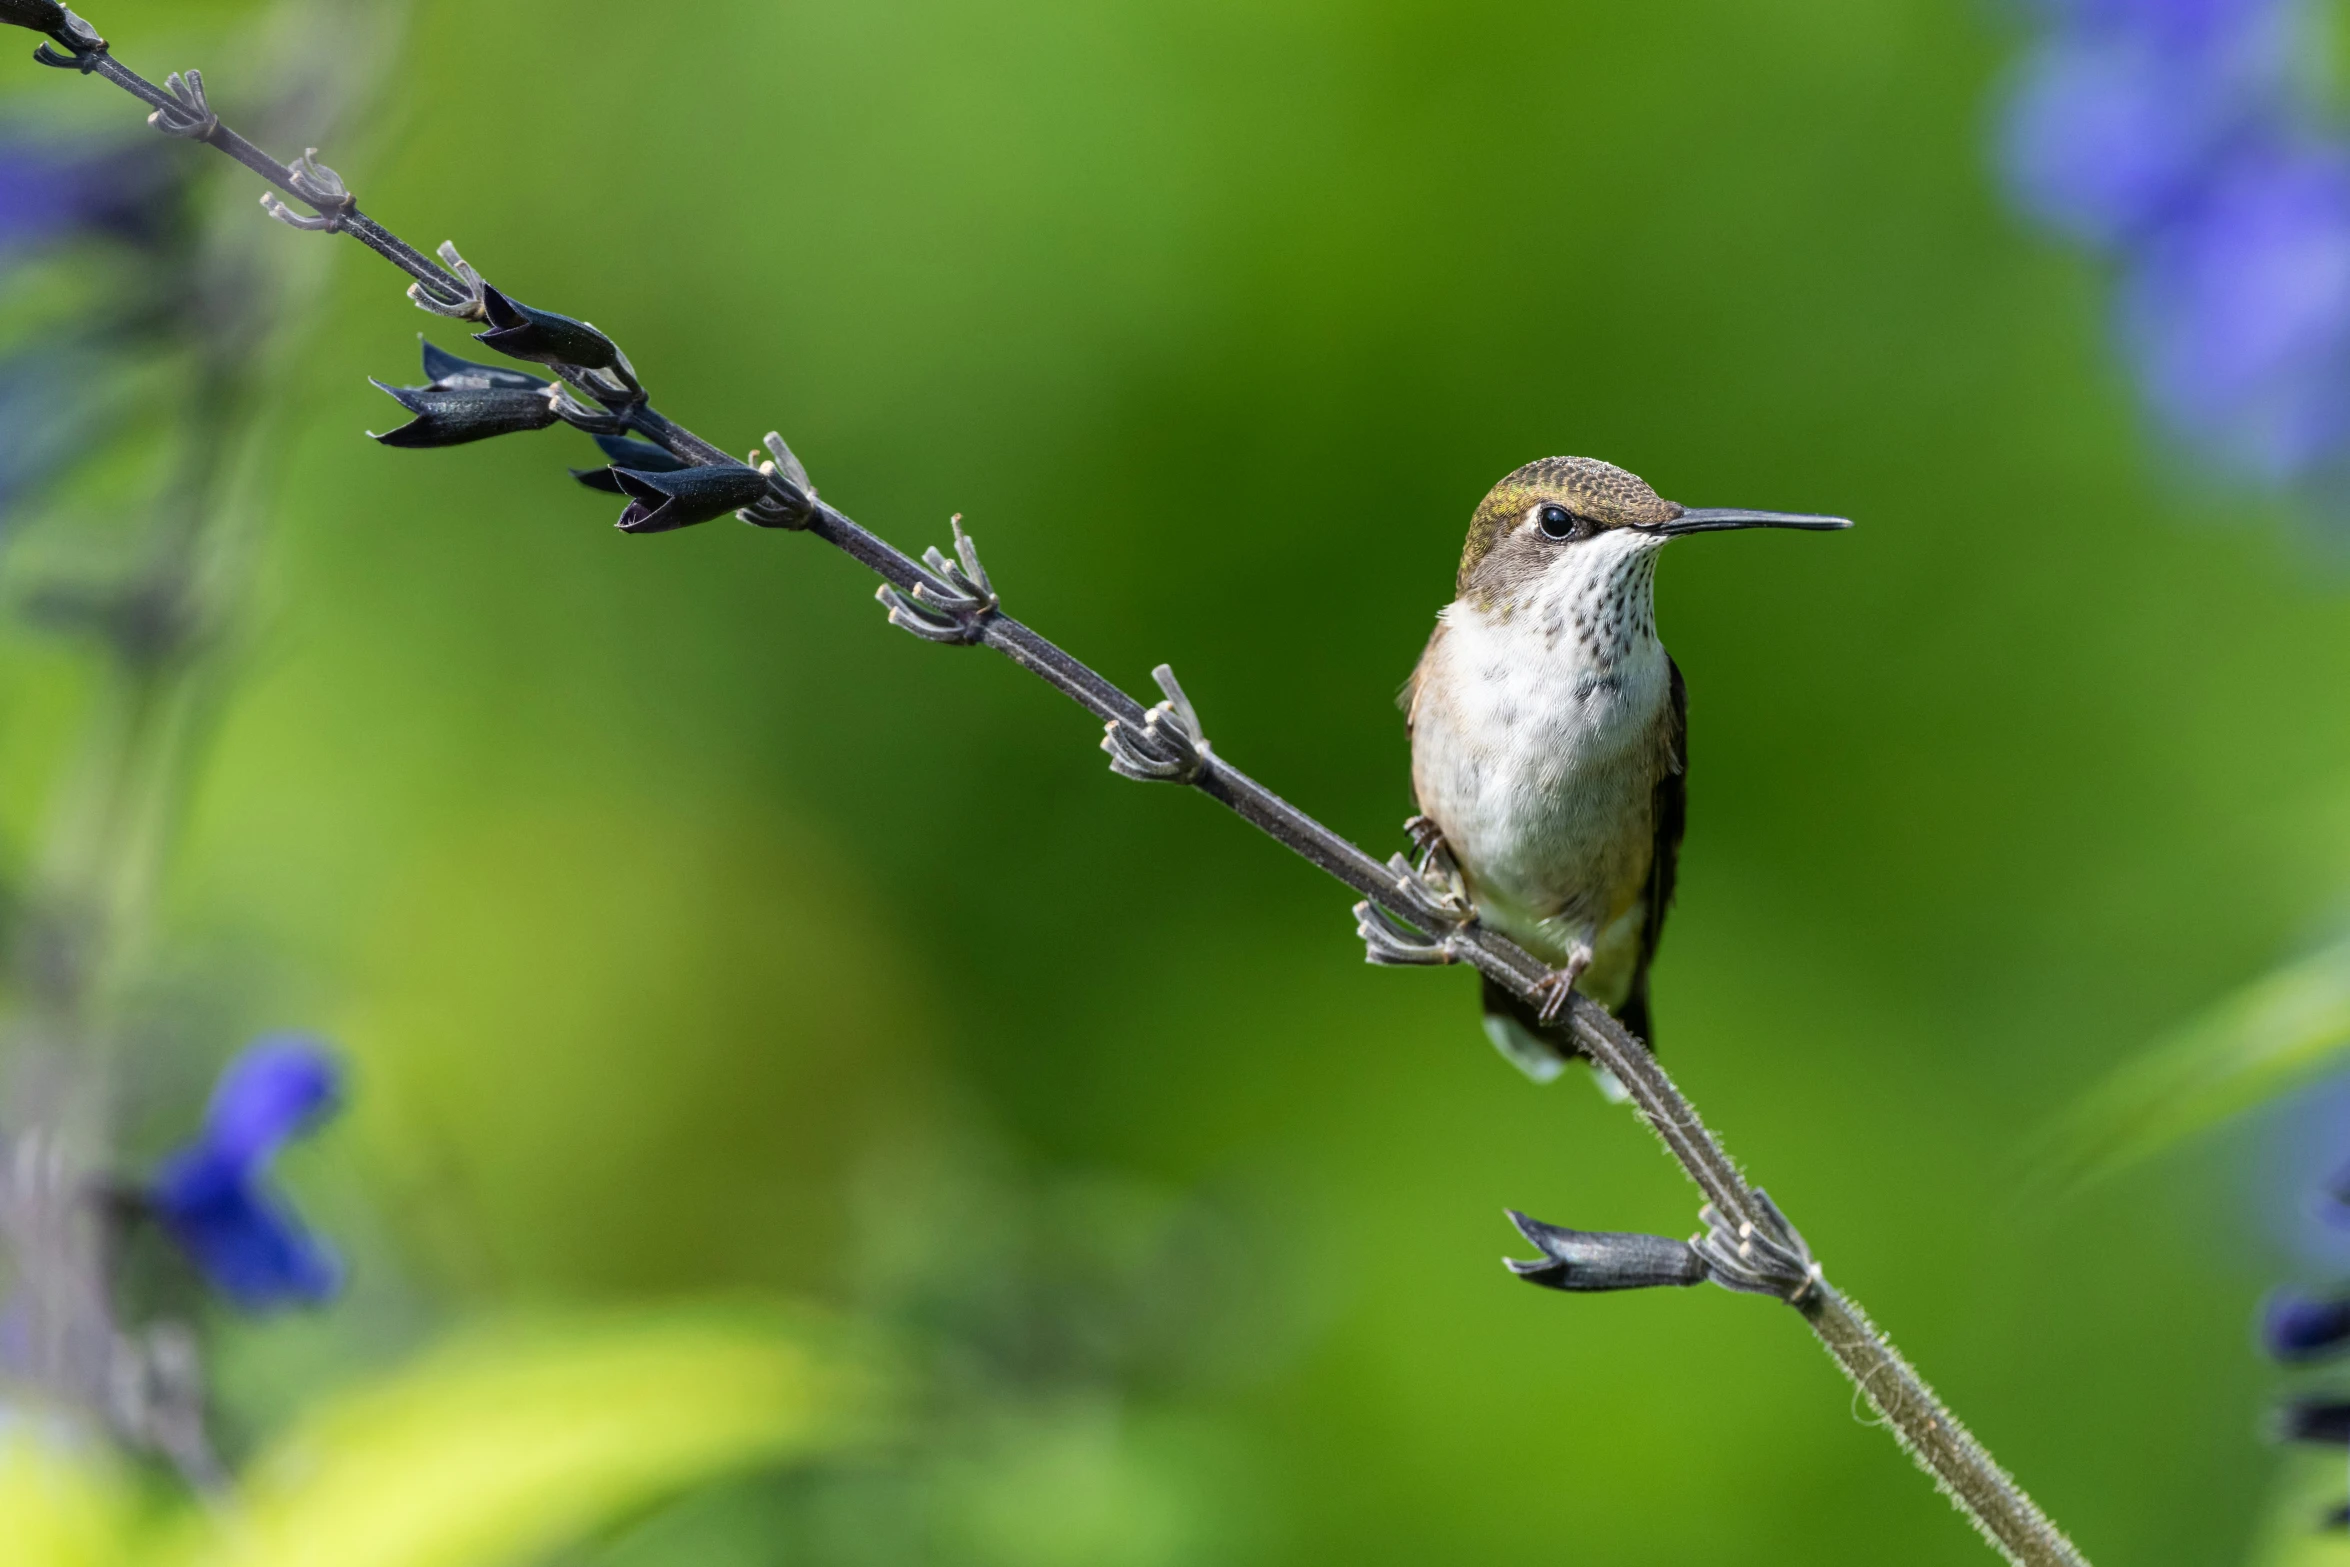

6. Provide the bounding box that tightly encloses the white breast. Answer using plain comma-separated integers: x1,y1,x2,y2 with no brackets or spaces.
1410,534,1671,986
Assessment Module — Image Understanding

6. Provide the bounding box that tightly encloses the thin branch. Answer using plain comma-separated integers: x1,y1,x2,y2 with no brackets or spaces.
13,14,2087,1564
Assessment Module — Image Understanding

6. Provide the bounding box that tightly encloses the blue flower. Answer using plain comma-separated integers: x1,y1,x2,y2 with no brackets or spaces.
1993,0,2350,498
149,1036,344,1311
2120,137,2350,482
2001,29,2265,245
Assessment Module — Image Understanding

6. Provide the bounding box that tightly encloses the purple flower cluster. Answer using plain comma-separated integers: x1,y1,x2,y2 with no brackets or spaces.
1999,0,2350,491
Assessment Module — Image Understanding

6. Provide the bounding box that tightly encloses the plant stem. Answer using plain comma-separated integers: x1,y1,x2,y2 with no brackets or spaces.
27,23,2088,1563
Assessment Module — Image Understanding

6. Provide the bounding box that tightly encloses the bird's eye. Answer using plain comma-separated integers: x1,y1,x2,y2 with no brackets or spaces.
1536,504,1583,541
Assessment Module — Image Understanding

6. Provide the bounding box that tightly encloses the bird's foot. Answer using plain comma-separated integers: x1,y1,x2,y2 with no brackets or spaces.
1531,950,1592,1026
1394,815,1471,919
1402,814,1470,904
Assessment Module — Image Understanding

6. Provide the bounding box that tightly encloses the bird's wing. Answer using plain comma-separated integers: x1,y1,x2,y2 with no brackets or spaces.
1616,655,1687,1045
1398,621,1446,734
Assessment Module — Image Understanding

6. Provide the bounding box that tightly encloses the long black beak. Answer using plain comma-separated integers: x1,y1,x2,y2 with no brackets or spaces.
1645,507,1853,537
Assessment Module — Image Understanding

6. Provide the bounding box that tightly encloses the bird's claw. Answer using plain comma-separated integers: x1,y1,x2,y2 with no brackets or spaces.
879,515,998,644
1400,815,1470,903
1102,664,1210,783
1531,958,1589,1027
1693,1189,1821,1304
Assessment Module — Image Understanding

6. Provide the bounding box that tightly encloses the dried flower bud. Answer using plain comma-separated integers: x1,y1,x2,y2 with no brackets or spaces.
0,1,71,35
473,285,619,370
366,342,561,447
611,463,774,534
368,379,560,448
419,339,548,391
571,435,689,493
1503,1211,1708,1293
18,3,98,57
2265,1290,2350,1362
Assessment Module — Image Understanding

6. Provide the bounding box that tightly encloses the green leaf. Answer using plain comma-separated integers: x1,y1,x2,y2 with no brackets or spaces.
162,1307,882,1567
2034,936,2350,1193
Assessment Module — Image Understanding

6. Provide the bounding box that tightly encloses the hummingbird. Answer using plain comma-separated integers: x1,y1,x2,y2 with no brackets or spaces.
1401,456,1848,1086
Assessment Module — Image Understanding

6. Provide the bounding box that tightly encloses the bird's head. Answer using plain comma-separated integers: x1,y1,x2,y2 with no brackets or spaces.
1453,455,1849,610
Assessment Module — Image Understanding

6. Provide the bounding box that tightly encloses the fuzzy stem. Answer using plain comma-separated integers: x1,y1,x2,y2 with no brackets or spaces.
1568,1000,2088,1566
1802,1285,2086,1565
28,25,2089,1564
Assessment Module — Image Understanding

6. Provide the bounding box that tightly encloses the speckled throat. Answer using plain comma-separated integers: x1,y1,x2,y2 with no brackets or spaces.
1498,538,1660,671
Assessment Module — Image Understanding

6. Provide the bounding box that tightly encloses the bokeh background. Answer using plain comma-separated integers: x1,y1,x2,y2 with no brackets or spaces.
6,0,2342,1561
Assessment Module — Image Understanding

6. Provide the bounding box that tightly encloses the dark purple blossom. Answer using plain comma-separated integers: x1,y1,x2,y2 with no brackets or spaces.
2258,1112,2350,1527
0,136,178,256
2265,1289,2350,1360
2282,1396,2350,1444
148,1036,344,1311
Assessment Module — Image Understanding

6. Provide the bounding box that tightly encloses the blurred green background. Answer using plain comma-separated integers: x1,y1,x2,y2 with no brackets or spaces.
10,0,2343,1560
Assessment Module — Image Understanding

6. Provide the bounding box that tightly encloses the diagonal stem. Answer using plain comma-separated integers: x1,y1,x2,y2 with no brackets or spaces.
20,22,2088,1566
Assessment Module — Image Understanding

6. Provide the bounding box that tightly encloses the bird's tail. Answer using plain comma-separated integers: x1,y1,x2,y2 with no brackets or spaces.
1479,973,1645,1101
